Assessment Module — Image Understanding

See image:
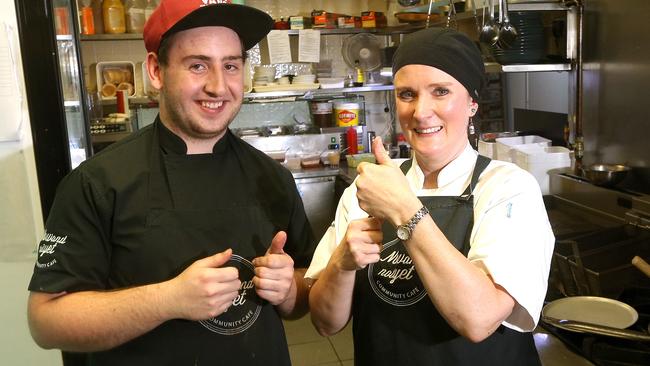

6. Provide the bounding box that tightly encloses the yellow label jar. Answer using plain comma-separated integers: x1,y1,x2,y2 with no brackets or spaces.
334,102,360,127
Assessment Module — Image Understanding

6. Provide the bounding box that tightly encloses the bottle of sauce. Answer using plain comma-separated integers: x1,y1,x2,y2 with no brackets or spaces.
353,60,364,87
124,0,145,34
346,127,358,155
91,0,104,34
79,0,95,35
103,0,126,34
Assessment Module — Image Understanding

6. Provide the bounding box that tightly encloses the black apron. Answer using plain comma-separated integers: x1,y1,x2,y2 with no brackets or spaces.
352,155,540,366
83,123,291,365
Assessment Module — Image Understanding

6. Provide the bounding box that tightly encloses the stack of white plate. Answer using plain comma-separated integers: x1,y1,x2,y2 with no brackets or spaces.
253,65,277,86
293,74,316,84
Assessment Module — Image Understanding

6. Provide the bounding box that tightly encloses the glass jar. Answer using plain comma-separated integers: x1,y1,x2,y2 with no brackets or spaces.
103,0,126,34
124,0,145,34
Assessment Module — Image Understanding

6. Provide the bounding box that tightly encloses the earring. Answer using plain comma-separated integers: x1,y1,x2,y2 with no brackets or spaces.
468,117,476,135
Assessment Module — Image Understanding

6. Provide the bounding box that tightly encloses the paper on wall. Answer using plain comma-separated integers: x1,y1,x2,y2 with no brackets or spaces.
267,30,292,64
298,29,320,63
0,22,22,142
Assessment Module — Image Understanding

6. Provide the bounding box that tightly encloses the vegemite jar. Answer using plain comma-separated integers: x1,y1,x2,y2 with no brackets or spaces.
333,101,360,127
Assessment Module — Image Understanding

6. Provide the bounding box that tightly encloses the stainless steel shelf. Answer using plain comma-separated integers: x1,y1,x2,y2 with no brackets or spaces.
100,96,158,106
80,33,143,41
497,63,572,72
244,85,394,99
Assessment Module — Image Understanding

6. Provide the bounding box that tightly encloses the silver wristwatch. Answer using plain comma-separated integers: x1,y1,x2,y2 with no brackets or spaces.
396,206,429,241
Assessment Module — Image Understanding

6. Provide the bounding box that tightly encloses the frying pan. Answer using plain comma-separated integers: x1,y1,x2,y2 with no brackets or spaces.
582,163,631,186
542,296,650,341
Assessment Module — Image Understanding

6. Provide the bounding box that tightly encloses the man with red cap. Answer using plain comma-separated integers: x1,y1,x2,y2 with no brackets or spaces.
27,1,315,365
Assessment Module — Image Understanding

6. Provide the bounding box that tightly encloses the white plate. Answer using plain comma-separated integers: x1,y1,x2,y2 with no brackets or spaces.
543,296,638,330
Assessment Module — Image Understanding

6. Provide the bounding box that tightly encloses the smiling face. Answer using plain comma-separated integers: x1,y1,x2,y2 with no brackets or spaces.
394,64,477,174
147,26,245,153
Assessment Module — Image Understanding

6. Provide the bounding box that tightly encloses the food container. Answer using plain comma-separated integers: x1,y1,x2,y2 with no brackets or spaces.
512,145,571,194
346,153,376,168
319,78,345,89
334,101,361,127
300,154,322,169
310,101,333,128
494,135,551,162
582,164,631,187
94,61,137,99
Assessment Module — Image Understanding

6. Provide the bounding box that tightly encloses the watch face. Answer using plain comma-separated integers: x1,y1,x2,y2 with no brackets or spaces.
396,226,410,241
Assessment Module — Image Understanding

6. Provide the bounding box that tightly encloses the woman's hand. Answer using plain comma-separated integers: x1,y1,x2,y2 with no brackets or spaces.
331,218,383,271
355,137,421,226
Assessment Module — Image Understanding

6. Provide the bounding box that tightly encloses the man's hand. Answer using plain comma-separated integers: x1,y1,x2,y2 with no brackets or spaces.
331,217,384,271
164,249,241,321
356,136,420,226
252,231,295,305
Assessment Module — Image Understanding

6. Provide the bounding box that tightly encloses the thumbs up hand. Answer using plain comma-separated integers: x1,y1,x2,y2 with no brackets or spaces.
164,249,242,321
252,231,295,305
355,136,421,227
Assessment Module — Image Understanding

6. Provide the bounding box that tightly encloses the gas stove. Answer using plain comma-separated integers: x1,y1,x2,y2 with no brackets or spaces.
542,170,650,365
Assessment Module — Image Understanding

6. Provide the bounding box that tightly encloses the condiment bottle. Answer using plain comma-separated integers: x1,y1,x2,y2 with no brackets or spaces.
124,0,145,34
103,0,126,34
346,127,358,155
79,0,95,35
353,60,364,87
91,0,104,34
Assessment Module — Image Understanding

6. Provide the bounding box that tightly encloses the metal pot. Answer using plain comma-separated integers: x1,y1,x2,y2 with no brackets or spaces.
582,163,631,186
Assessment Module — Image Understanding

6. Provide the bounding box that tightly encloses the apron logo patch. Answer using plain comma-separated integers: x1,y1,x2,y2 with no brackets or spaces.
199,254,263,335
35,231,68,269
367,239,427,306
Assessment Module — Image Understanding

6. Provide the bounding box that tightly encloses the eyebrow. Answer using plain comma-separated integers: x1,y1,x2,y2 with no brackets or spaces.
181,55,244,63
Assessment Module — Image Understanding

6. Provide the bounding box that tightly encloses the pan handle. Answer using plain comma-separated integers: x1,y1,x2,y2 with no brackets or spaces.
541,316,650,342
632,255,650,277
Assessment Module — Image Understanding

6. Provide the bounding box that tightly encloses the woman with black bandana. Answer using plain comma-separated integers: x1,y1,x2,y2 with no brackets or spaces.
305,28,554,365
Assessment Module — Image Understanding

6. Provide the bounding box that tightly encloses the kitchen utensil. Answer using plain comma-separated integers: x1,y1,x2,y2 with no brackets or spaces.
479,0,499,45
398,0,421,6
542,316,650,341
632,255,650,277
426,0,435,28
582,163,631,186
445,0,458,29
543,296,638,329
497,0,518,48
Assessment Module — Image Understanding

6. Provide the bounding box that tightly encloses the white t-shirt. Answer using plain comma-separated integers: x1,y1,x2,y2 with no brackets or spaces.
305,143,555,332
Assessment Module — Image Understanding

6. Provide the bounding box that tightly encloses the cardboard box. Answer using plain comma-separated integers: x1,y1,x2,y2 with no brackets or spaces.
337,16,361,28
312,10,348,28
290,16,311,29
361,11,387,28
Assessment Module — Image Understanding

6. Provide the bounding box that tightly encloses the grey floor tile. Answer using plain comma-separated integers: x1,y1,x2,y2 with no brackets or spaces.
288,339,339,366
284,314,325,345
328,322,354,361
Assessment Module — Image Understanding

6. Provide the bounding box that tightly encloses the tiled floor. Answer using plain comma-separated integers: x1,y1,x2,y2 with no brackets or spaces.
283,314,354,366
284,316,591,366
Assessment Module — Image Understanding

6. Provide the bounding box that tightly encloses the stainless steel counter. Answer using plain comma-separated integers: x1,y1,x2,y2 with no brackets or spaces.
535,327,595,366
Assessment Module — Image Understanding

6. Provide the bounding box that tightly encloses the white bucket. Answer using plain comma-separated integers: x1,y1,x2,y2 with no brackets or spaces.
495,135,552,162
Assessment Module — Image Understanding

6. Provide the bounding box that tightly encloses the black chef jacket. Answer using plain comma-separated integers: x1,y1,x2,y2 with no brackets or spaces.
29,117,315,366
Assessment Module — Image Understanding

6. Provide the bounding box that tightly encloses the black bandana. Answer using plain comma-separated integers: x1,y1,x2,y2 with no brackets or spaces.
392,28,486,100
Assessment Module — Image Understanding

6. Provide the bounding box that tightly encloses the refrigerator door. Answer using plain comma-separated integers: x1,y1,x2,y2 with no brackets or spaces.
54,0,91,168
15,0,92,219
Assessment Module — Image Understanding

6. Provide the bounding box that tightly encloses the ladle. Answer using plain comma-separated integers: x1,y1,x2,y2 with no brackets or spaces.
479,0,499,45
498,0,518,49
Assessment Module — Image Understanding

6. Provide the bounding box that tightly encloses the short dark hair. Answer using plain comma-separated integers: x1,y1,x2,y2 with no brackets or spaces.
156,33,248,67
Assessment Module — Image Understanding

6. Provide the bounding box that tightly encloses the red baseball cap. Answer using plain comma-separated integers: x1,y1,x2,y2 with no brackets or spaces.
143,0,273,53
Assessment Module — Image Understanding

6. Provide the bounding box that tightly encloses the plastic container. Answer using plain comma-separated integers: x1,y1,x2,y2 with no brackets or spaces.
346,153,376,168
310,101,333,128
346,127,358,155
495,135,551,162
334,101,360,127
103,0,126,34
513,145,571,195
94,61,137,99
124,0,146,34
